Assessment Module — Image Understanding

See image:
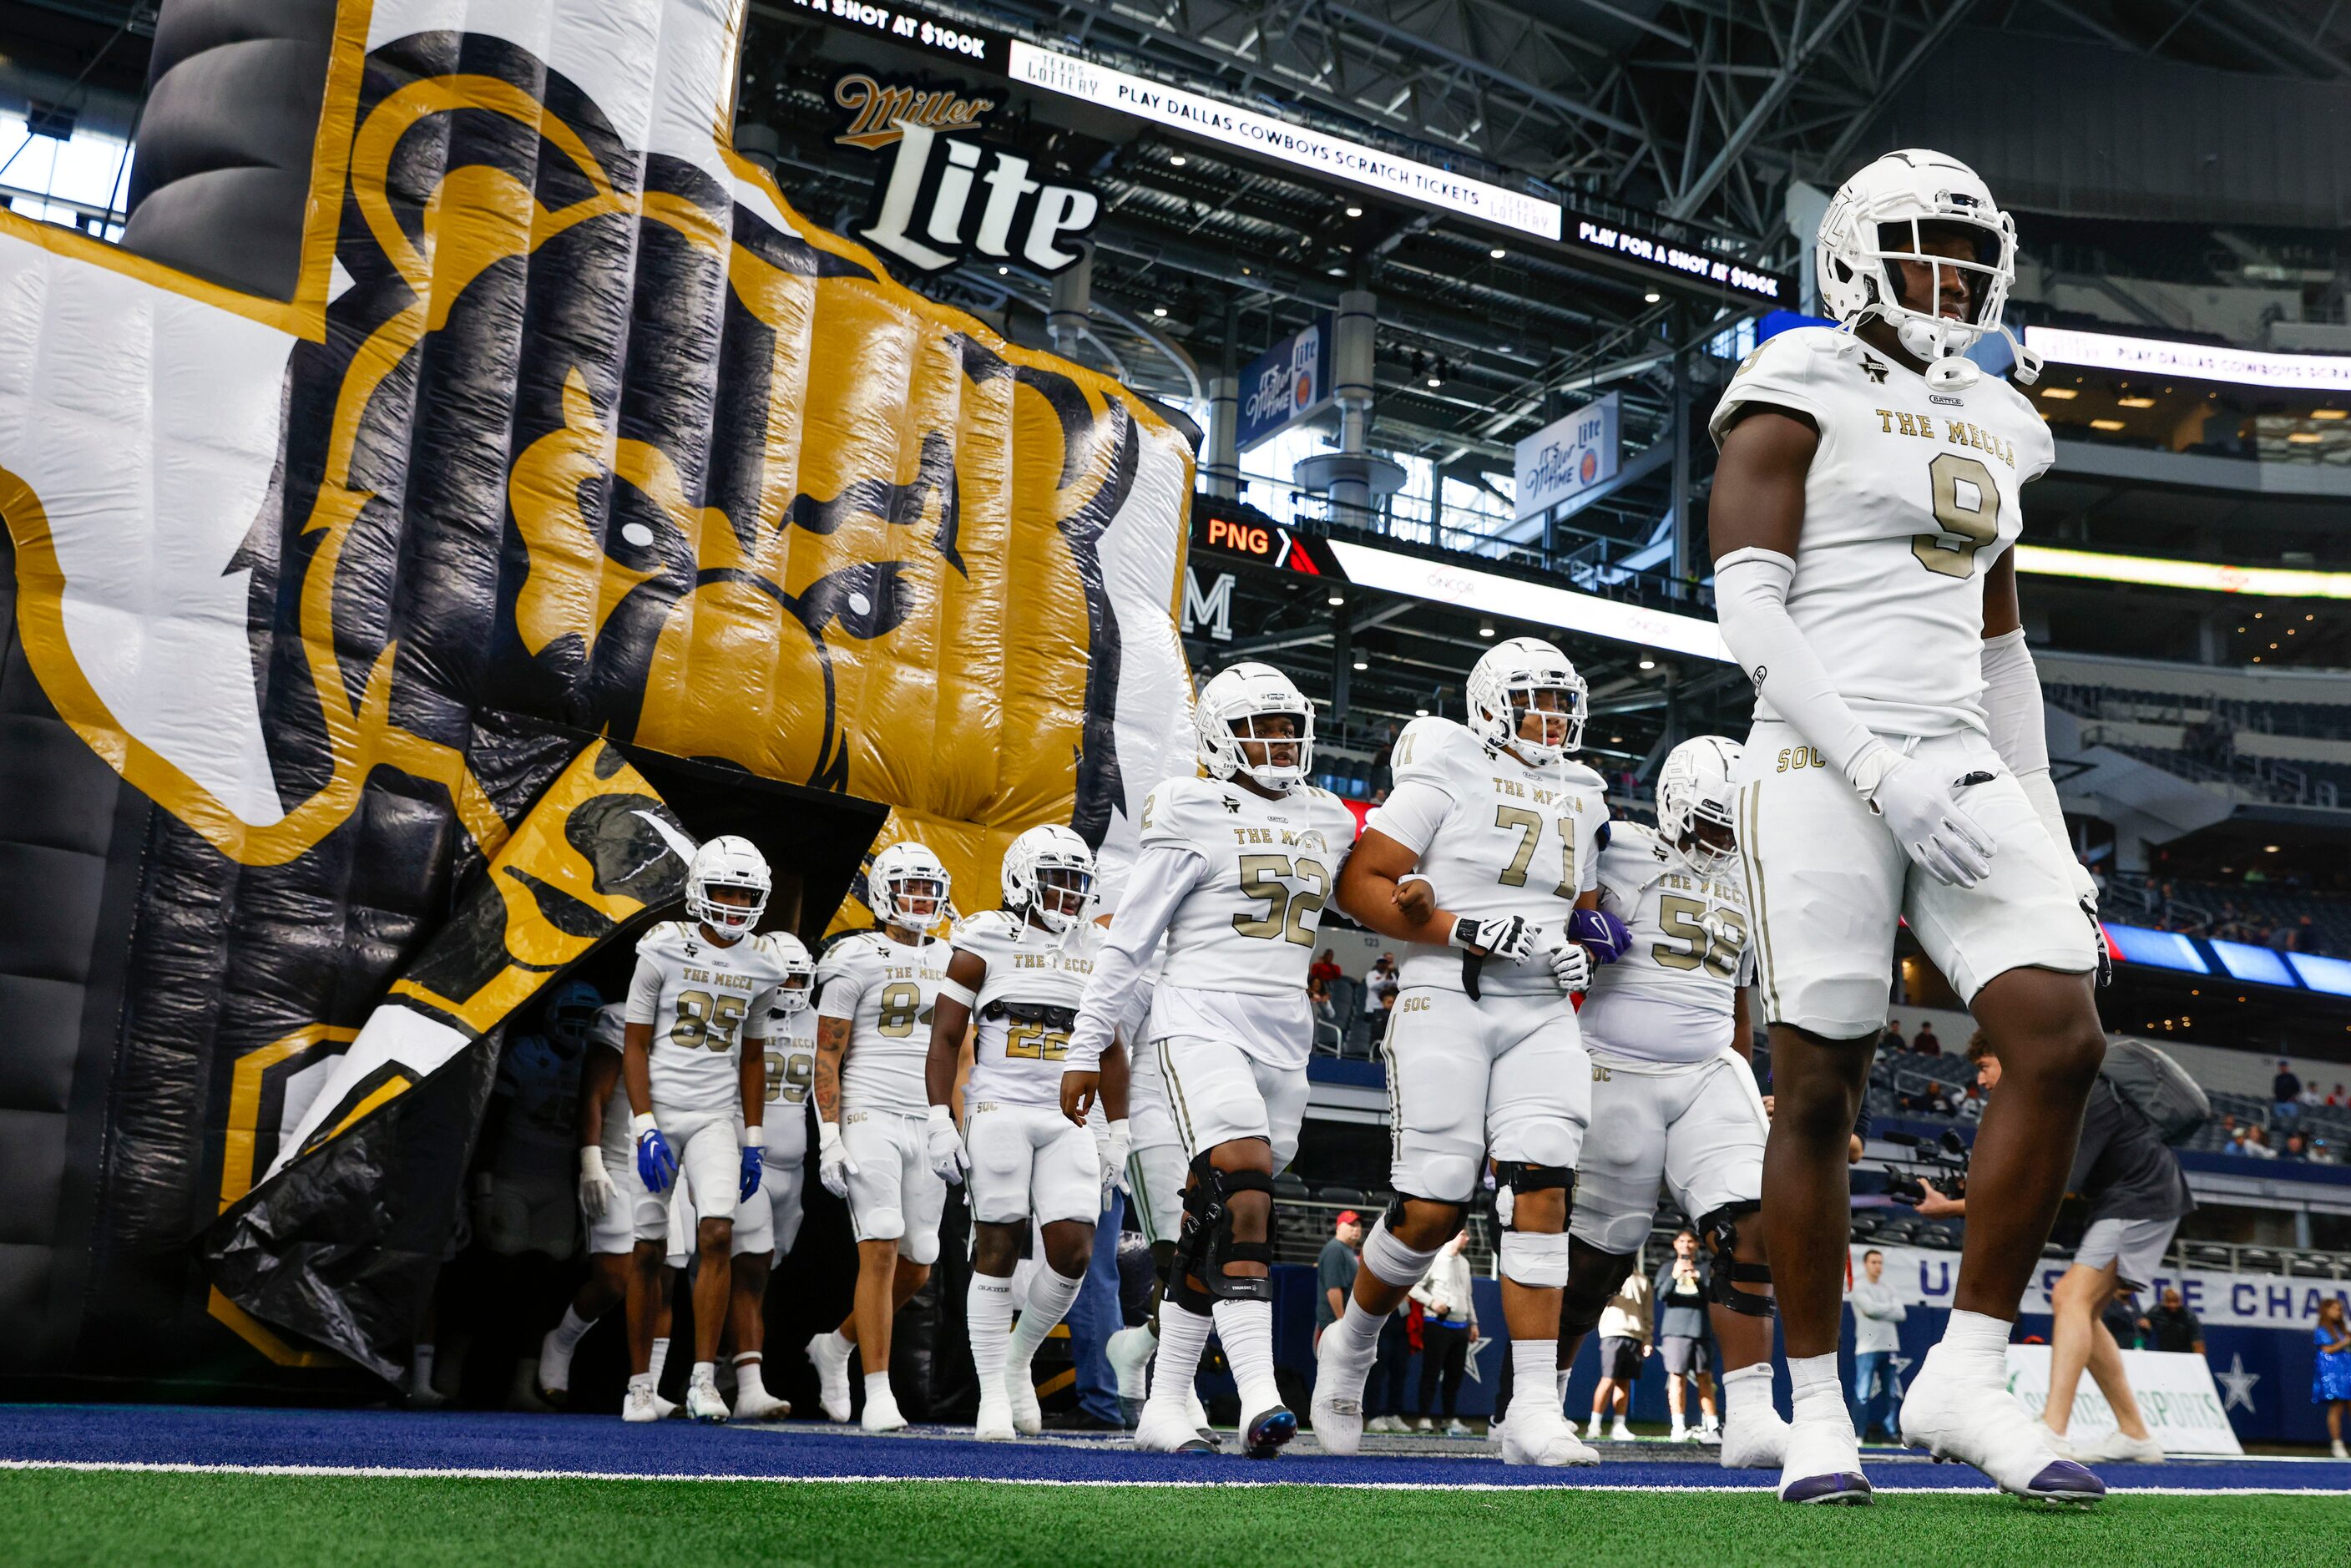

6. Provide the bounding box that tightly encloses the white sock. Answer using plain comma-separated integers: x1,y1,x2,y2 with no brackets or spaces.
1511,1339,1558,1420
734,1353,766,1401
864,1370,894,1404
1554,1367,1570,1400
968,1275,1015,1391
1149,1300,1213,1413
549,1304,594,1354
1939,1308,2014,1378
1788,1353,1844,1424
1212,1298,1281,1413
649,1337,670,1383
410,1344,435,1385
1009,1267,1086,1368
691,1358,717,1388
1332,1296,1386,1365
1721,1362,1773,1420
1114,1323,1154,1399
1586,1410,1604,1434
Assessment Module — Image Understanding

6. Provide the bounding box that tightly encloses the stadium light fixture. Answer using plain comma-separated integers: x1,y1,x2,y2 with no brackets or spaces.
1352,657,1368,670
1169,154,1186,166
1478,619,1495,637
2314,408,2348,420
1327,590,1345,606
1489,247,1506,259
1643,291,1661,304
1637,655,1656,670
2090,418,2126,432
1346,205,1363,218
2040,387,2079,399
2117,396,2156,408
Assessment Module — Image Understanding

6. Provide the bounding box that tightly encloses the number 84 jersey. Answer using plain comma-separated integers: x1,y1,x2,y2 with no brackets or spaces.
1575,822,1755,1069
817,929,950,1117
624,921,799,1116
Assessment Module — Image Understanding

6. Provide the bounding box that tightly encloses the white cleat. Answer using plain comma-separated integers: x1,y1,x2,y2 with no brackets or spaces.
1133,1399,1216,1454
621,1385,662,1424
1719,1403,1792,1470
687,1380,731,1424
1501,1403,1600,1468
1310,1330,1370,1457
1486,1411,1507,1451
536,1330,574,1408
2081,1429,2165,1466
862,1383,908,1433
654,1393,680,1420
1899,1348,2103,1506
1778,1412,1871,1505
974,1382,1017,1442
1006,1360,1043,1436
806,1334,854,1423
1186,1386,1218,1448
1610,1419,1636,1442
732,1387,791,1422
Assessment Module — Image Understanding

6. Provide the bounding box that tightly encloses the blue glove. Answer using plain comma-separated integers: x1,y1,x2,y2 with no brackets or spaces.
635,1124,677,1193
1568,906,1634,965
740,1144,765,1201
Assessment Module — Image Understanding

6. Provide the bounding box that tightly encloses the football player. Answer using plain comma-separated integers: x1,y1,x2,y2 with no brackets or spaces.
473,979,592,1406
1710,149,2106,1505
620,837,797,1423
1316,636,1617,1468
721,929,817,1420
804,842,954,1432
1559,736,1792,1467
1063,661,1358,1459
927,825,1130,1439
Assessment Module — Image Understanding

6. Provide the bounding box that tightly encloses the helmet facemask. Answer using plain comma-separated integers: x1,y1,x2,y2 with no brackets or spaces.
1227,708,1311,792
1029,864,1095,934
882,873,948,932
1676,797,1738,875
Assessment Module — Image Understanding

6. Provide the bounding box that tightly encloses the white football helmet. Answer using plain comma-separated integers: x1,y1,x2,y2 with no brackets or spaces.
1001,823,1096,935
1815,148,2037,388
769,930,816,1012
1196,661,1314,791
686,835,771,936
867,840,952,932
1466,636,1586,768
542,979,603,1052
1656,735,1742,874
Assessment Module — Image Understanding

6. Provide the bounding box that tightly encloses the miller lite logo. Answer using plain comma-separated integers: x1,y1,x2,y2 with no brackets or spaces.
839,73,1101,277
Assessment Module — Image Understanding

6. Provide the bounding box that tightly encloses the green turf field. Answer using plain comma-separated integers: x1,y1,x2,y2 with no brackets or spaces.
2,1471,2339,1567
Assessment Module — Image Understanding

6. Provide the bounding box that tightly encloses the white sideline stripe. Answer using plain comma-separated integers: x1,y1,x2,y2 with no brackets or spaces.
1,1459,2343,1495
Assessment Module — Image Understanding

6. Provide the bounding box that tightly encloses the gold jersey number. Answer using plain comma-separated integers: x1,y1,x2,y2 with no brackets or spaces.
1231,853,1331,946
672,989,747,1053
1004,1021,1072,1061
877,980,925,1038
1494,805,1578,898
1914,452,2001,579
1653,895,1748,979
764,1046,814,1104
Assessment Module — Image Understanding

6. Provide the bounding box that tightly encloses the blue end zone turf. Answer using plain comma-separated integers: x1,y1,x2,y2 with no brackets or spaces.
1,1406,2345,1493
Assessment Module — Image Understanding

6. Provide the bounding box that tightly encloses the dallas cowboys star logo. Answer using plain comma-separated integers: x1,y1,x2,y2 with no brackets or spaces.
2217,1353,2260,1413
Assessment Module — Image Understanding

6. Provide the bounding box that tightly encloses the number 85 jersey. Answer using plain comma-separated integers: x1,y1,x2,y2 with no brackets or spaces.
1575,822,1755,1069
1706,325,2053,741
624,921,798,1116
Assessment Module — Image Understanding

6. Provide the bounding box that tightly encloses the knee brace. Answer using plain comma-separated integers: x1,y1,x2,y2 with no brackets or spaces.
1559,1246,1638,1341
1189,1155,1275,1302
1498,1229,1573,1290
1700,1201,1773,1318
1360,1211,1451,1292
1492,1161,1575,1229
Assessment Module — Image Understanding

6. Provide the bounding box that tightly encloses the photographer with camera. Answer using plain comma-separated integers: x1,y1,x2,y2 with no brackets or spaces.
1905,1033,2191,1465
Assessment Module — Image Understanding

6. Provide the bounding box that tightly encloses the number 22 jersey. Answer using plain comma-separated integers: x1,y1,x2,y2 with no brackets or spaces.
624,921,797,1116
1706,325,2054,740
817,930,949,1117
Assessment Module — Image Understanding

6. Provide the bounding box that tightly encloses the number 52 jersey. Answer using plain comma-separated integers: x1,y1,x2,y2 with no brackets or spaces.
624,922,799,1116
1706,324,2054,741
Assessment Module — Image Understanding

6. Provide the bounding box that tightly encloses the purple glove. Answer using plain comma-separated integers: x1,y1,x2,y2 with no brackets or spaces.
1568,906,1634,965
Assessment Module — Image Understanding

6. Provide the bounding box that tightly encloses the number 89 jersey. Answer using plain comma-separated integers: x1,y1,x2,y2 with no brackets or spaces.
1575,823,1755,1069
954,910,1099,1110
1143,775,1358,998
817,929,950,1116
624,921,798,1115
1706,325,2054,741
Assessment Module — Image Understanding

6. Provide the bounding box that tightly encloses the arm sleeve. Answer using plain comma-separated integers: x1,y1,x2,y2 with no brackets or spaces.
1980,627,2071,858
1066,842,1205,1071
1713,547,1885,788
1363,778,1451,856
624,954,665,1025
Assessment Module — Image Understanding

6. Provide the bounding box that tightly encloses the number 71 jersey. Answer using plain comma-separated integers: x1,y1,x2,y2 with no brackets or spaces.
1575,822,1755,1068
1143,775,1358,997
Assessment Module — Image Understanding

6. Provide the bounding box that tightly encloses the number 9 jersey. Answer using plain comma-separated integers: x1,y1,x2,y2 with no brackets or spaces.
1575,822,1756,1068
1706,325,2053,741
817,930,950,1116
624,921,798,1115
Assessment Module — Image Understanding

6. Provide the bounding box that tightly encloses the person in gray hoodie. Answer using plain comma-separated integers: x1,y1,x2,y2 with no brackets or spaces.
1848,1248,1906,1439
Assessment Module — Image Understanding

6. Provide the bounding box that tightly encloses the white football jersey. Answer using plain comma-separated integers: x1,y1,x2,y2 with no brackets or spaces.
1575,823,1756,1069
756,1006,818,1160
955,910,1100,1110
1144,775,1358,994
1368,716,1610,999
1707,326,2055,739
588,1003,634,1164
624,921,797,1115
817,929,950,1116
488,1029,581,1175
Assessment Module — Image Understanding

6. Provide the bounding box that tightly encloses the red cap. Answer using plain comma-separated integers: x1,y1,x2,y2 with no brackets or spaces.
1335,1210,1362,1225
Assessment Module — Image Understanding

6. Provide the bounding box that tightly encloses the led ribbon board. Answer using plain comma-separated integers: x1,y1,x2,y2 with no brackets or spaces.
2014,544,2351,600
1324,540,1731,662
2025,325,2351,392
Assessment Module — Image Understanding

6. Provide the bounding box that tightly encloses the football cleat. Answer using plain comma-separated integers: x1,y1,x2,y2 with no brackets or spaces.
1778,1412,1871,1505
1133,1399,1216,1454
861,1383,908,1433
1241,1401,1297,1459
732,1387,790,1422
1310,1329,1370,1457
1610,1419,1636,1442
975,1385,1017,1442
1719,1402,1792,1469
534,1332,574,1408
1901,1347,2104,1505
1501,1401,1600,1468
806,1333,854,1423
687,1379,730,1424
621,1386,661,1424
1005,1360,1043,1436
654,1392,680,1420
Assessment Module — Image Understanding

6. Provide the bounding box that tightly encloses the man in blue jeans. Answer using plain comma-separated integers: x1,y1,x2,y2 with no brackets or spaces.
1058,1189,1127,1427
1848,1248,1906,1440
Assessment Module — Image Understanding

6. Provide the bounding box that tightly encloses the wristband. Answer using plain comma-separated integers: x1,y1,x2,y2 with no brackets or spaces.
937,978,977,1010
629,1111,658,1141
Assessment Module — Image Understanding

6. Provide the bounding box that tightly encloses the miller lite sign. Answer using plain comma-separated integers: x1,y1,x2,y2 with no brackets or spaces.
837,73,1102,276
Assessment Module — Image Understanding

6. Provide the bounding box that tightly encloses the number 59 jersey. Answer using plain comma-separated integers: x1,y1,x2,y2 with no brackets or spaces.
1144,775,1358,998
624,921,798,1115
817,929,950,1116
1370,716,1610,999
955,910,1099,1110
1575,823,1756,1069
1706,325,2054,741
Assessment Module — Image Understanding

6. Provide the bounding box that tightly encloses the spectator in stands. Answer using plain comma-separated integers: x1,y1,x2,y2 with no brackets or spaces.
1957,1081,1984,1123
2224,1124,2253,1157
1316,1211,1363,1348
2328,1085,2347,1110
2139,1287,2205,1357
1878,1019,1909,1055
2276,1060,2304,1124
2245,1124,2278,1159
2316,1297,2351,1460
1408,1230,1478,1436
1309,949,1342,986
1372,986,1398,1047
1309,979,1341,1055
1848,1249,1905,1441
2301,1081,2325,1114
1911,1021,1942,1057
1652,1230,1717,1442
2282,1130,2312,1161
1584,1250,1651,1442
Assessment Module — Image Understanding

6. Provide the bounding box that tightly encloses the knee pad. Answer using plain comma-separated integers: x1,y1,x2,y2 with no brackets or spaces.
1559,1247,1638,1341
1498,1229,1572,1290
857,1208,907,1245
1492,1161,1575,1228
1700,1201,1772,1318
1360,1212,1450,1291
1190,1155,1275,1302
898,1229,941,1267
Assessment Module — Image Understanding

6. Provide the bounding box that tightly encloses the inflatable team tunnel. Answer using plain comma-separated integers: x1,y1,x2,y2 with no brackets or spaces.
0,0,1193,1388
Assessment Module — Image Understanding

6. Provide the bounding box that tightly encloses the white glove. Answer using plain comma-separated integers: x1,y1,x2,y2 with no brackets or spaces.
1097,1118,1131,1208
1452,913,1537,964
1854,747,1995,888
925,1104,968,1185
577,1146,616,1222
1549,941,1592,991
818,1120,858,1199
